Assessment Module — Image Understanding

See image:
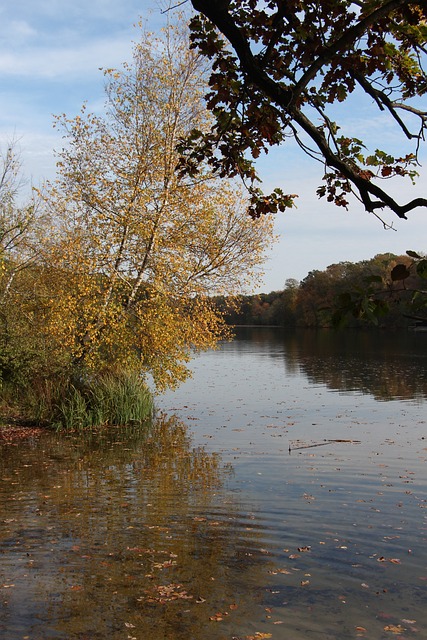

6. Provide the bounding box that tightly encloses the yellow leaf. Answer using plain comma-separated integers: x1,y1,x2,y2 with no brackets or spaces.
384,624,406,634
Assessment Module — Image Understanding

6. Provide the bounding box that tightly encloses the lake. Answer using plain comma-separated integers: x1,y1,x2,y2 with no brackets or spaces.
1,328,426,639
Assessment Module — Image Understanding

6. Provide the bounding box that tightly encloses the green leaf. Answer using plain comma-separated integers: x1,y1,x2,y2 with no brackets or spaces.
406,250,422,259
332,309,347,329
373,299,389,317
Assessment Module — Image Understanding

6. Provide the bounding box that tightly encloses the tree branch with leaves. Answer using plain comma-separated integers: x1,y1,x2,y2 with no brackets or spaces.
178,0,427,219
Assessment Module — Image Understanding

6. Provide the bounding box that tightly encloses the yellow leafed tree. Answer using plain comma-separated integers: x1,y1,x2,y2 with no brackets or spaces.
0,143,56,388
41,19,275,389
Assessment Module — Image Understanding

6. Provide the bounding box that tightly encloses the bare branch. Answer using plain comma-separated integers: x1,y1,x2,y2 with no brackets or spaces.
161,0,189,14
354,72,427,141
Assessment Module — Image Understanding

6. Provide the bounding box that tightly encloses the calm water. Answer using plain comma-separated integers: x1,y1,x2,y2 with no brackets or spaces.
1,328,426,639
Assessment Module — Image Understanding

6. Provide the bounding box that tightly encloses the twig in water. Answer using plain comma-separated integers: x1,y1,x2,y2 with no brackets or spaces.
289,439,361,453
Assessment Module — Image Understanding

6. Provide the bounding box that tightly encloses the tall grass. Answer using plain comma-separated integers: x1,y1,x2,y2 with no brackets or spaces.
30,370,154,431
92,371,154,428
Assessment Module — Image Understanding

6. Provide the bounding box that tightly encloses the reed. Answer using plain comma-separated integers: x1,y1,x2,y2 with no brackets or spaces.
28,370,153,431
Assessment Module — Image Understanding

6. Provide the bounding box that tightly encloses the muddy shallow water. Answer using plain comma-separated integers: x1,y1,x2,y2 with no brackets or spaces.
1,328,426,639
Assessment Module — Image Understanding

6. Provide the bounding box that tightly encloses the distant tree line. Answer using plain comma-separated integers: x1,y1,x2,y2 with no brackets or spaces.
215,253,427,329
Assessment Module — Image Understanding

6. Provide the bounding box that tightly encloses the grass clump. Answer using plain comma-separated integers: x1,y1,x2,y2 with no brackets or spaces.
25,369,154,431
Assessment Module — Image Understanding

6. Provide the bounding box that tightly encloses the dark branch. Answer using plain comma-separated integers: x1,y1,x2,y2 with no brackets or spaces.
191,0,293,106
293,108,427,218
189,0,427,219
161,0,189,13
354,72,426,141
292,0,408,99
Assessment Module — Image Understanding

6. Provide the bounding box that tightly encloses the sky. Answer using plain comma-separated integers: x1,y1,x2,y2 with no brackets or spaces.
1,0,426,293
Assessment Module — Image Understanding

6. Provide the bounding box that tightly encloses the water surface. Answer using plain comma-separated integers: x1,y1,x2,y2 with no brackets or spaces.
1,328,426,639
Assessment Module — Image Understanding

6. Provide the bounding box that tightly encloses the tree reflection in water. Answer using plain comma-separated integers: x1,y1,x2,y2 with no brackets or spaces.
235,327,427,401
0,415,275,639
2,330,427,639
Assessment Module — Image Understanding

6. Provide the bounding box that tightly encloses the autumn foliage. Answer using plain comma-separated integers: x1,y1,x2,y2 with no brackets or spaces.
0,20,274,426
217,252,427,329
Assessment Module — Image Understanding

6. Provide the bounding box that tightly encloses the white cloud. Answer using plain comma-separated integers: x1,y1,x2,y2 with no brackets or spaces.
0,35,134,79
6,19,37,40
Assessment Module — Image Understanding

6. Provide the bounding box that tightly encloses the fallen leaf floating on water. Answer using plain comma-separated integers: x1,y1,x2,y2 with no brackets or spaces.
142,583,193,604
0,425,44,441
268,568,292,575
377,557,401,564
297,546,311,552
152,560,176,569
384,624,406,633
209,611,229,621
303,493,315,501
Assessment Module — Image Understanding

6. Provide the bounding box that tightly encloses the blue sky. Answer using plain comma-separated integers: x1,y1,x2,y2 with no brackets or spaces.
1,0,426,292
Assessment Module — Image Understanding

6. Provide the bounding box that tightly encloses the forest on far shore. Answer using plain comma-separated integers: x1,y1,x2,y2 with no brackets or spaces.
215,252,427,329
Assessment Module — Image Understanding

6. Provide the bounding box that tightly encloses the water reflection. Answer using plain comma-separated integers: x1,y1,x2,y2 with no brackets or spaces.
233,327,427,401
2,331,427,639
0,417,280,640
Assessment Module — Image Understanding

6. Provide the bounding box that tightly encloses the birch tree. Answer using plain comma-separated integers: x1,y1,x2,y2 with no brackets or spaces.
42,20,274,388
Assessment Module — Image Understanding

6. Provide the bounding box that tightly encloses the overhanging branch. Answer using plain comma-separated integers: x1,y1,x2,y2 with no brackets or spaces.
188,0,427,218
293,108,427,218
354,72,427,142
191,0,294,106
